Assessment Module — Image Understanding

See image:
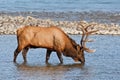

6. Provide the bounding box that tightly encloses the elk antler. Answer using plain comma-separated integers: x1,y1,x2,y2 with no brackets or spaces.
80,24,98,53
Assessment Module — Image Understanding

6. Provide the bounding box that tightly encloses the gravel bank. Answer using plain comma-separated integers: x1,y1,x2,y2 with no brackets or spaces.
0,15,120,35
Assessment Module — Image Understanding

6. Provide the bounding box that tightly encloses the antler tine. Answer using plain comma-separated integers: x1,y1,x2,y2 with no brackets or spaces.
84,23,97,32
80,27,85,46
83,33,96,53
82,25,91,47
79,24,85,29
80,23,91,46
83,31,89,48
82,30,98,43
79,23,98,46
83,30,98,48
86,30,99,35
86,24,96,28
84,25,90,32
79,23,98,53
84,47,96,53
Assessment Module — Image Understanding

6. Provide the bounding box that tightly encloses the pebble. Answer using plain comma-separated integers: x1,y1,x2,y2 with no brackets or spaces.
0,15,120,35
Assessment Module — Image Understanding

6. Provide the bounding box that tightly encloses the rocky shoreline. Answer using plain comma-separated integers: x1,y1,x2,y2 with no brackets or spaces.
0,15,120,35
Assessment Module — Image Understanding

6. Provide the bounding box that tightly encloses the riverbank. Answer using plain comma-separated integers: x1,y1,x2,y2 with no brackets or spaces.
0,15,120,35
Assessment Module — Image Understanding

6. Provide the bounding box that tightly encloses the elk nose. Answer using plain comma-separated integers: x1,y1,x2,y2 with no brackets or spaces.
79,59,85,64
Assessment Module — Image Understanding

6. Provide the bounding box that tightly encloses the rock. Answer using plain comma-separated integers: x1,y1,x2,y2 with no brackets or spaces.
0,15,120,35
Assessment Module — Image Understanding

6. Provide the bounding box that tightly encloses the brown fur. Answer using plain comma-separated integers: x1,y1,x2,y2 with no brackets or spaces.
13,26,85,63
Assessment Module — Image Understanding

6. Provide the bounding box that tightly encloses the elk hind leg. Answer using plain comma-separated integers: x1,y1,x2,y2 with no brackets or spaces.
13,46,22,62
22,47,29,62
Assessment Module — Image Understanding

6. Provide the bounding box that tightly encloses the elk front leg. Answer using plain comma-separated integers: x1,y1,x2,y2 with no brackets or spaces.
45,49,52,63
22,47,29,62
56,51,63,64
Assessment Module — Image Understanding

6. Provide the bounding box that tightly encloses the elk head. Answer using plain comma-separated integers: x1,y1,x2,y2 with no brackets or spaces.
75,24,98,63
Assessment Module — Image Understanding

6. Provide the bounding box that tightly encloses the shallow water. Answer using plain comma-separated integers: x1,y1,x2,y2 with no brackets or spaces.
0,35,120,80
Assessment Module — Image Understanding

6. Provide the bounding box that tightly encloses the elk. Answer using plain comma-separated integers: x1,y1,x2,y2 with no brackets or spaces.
13,25,97,64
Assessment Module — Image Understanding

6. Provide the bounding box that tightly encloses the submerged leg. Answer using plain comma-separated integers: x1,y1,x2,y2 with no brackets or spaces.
56,51,63,64
45,49,52,63
13,47,22,62
22,47,29,62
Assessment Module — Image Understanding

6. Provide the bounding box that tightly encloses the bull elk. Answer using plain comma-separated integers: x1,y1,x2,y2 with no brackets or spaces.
13,25,97,64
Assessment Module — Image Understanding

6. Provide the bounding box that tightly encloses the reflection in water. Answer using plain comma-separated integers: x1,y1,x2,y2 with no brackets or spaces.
14,62,85,69
13,62,92,80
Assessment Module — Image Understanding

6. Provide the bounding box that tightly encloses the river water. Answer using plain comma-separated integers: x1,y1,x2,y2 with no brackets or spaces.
0,35,120,80
0,0,120,24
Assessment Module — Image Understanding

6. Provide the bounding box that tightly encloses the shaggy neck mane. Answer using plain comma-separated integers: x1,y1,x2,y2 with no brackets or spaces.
66,34,78,49
56,26,78,49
